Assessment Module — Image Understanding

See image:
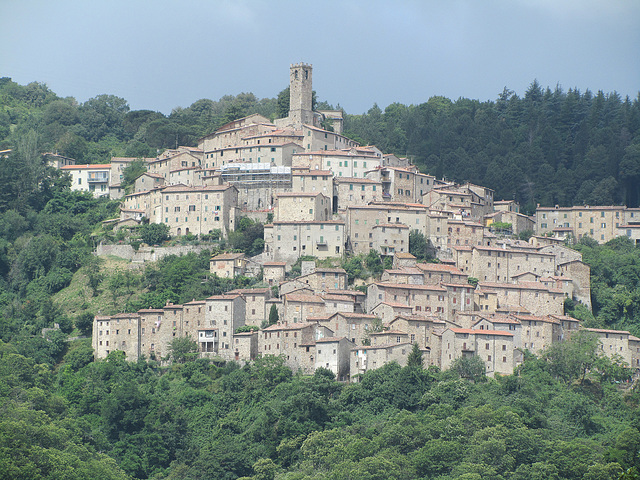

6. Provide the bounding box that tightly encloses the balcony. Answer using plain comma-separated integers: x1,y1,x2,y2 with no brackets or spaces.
87,172,109,183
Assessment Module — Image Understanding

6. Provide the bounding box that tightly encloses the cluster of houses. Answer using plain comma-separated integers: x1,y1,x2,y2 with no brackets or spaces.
78,63,640,378
93,246,640,380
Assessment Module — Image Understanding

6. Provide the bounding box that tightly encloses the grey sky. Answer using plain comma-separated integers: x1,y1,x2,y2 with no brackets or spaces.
2,0,638,115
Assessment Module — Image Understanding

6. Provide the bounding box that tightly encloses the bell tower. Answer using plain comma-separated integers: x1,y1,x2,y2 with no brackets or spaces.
289,63,313,127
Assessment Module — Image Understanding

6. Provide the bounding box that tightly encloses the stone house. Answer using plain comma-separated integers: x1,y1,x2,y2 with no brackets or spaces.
314,337,353,381
453,245,556,283
618,223,640,246
365,166,436,203
150,183,239,237
168,166,203,187
147,150,202,180
367,282,449,318
370,302,415,324
585,327,632,366
423,188,473,217
371,223,410,256
393,252,417,269
369,330,410,346
350,342,412,380
93,313,141,360
263,220,345,265
333,177,383,210
134,172,164,194
514,314,562,354
381,267,425,285
446,220,485,249
473,314,522,349
629,335,640,371
291,169,333,199
321,293,356,315
387,314,446,364
228,288,271,326
292,146,381,177
556,259,592,309
416,263,468,285
62,163,111,198
205,294,246,358
441,328,515,377
210,253,246,278
232,331,258,363
534,205,638,243
477,282,564,316
293,268,348,292
263,262,286,286
282,293,326,323
312,311,379,346
346,203,429,255
274,192,331,222
259,321,334,374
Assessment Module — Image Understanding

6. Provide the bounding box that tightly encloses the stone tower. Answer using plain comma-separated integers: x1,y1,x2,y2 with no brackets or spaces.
289,63,313,127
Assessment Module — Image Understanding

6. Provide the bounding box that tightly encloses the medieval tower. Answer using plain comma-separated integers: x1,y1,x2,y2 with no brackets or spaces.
289,63,313,127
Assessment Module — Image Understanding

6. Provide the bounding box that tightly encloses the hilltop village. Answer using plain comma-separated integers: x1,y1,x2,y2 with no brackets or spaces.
48,64,640,380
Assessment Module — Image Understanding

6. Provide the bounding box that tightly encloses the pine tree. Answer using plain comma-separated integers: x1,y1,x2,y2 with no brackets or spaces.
407,342,423,368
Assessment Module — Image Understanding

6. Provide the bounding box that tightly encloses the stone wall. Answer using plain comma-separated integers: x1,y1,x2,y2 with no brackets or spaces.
96,243,212,263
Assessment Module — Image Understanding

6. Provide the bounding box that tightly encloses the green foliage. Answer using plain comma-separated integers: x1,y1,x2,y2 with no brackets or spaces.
409,229,435,261
452,355,486,382
229,217,264,256
121,158,148,190
268,304,279,326
139,222,170,245
572,238,640,333
407,342,423,368
543,330,631,384
169,335,199,363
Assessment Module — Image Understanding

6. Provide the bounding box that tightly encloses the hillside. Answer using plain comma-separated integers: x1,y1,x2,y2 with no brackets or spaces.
2,77,639,212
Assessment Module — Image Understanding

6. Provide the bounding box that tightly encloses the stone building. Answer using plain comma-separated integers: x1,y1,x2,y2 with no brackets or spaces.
350,342,412,380
228,288,272,327
62,163,111,198
292,147,382,177
205,294,246,358
452,245,556,283
514,314,563,353
585,327,633,366
535,205,640,243
314,337,353,381
263,262,286,286
274,192,331,222
152,183,238,237
346,203,429,255
210,253,246,278
365,166,437,203
232,331,258,363
333,177,383,210
476,282,564,316
441,328,515,377
263,220,345,265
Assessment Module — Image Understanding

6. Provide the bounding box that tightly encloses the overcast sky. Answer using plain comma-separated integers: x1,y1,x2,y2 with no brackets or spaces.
2,0,638,115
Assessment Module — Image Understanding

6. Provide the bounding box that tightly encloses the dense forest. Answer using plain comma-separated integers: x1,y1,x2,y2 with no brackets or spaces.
2,78,640,479
2,336,640,480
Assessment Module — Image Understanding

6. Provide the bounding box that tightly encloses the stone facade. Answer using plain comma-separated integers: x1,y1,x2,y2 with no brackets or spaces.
441,328,515,377
535,205,640,243
264,220,345,265
350,342,411,379
274,192,331,222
